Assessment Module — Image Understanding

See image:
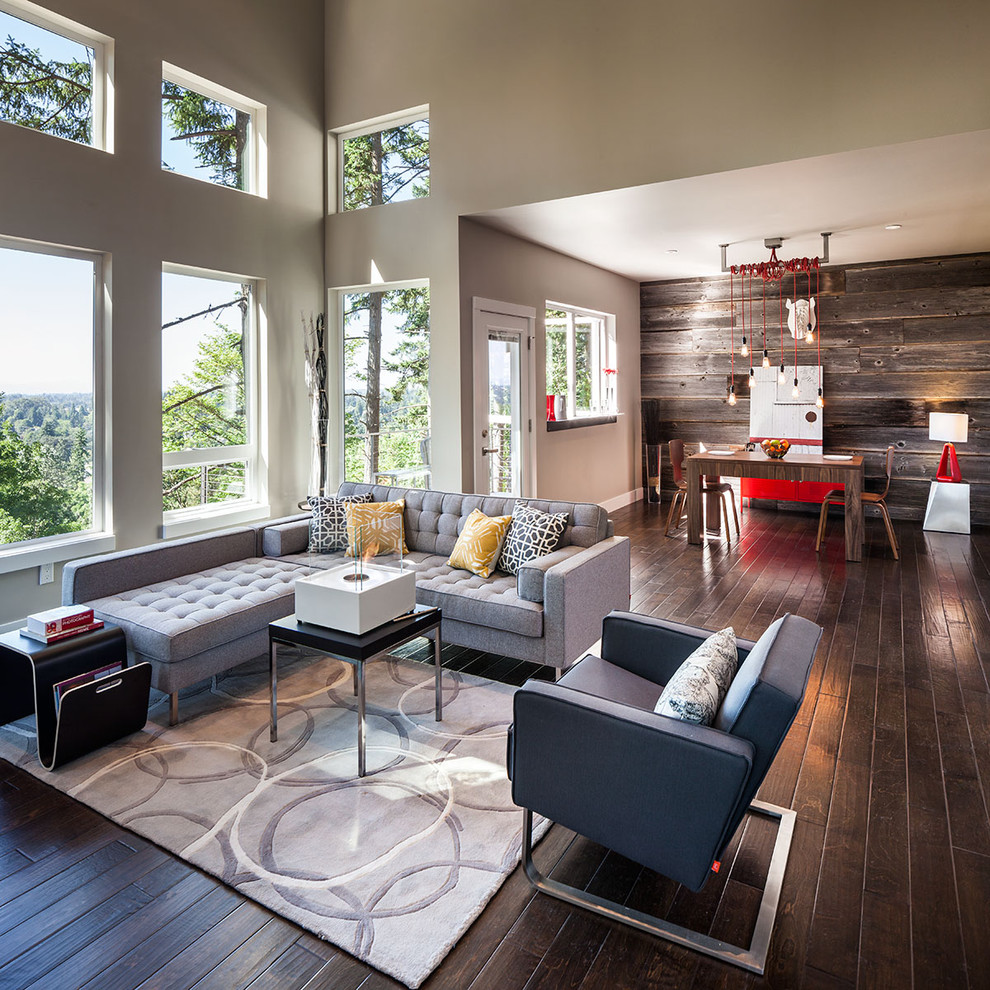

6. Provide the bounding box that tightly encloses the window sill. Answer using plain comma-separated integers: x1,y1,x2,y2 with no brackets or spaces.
0,531,116,576
546,414,617,432
161,501,271,540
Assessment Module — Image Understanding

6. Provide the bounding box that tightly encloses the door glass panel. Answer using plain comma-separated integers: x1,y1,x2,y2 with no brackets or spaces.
487,331,520,495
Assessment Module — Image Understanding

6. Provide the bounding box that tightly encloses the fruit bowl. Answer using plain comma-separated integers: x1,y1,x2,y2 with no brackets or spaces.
760,438,791,459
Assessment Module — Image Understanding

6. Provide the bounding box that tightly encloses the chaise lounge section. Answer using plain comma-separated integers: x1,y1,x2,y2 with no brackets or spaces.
62,484,631,722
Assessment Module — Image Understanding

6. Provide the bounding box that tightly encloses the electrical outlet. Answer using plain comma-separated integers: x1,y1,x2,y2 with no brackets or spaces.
39,562,54,585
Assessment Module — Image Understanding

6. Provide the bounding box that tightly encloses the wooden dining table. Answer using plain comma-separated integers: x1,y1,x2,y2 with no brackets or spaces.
686,450,865,561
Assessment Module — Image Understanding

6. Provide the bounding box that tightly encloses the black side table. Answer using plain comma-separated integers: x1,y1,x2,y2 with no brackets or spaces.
269,605,442,777
0,625,151,770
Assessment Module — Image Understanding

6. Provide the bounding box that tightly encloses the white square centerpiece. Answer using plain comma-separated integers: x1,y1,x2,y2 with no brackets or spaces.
295,563,416,635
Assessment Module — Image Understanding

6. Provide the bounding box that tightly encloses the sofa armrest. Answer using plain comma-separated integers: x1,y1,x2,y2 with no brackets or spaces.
541,536,631,669
516,546,584,602
261,518,311,557
600,611,757,685
509,679,754,890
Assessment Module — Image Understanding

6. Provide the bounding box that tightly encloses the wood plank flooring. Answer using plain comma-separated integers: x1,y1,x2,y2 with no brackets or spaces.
2,501,988,989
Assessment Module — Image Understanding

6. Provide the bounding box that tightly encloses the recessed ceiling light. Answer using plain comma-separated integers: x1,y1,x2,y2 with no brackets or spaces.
666,249,678,254
884,223,902,231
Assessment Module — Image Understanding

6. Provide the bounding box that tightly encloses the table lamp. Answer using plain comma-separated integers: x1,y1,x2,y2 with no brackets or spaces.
929,412,968,483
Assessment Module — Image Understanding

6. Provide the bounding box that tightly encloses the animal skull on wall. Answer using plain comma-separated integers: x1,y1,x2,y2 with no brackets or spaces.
785,297,817,340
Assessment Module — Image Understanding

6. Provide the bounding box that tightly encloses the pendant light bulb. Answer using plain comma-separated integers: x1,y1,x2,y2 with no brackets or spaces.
749,366,755,381
778,363,786,384
805,325,814,343
727,386,736,406
816,386,824,408
792,377,800,398
741,337,749,357
762,349,770,369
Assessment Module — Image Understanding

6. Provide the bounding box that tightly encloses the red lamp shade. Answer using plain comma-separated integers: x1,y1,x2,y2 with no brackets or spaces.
929,412,968,483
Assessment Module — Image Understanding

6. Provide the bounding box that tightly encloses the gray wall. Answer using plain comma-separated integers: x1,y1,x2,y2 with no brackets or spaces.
458,219,640,505
0,0,325,624
324,0,990,494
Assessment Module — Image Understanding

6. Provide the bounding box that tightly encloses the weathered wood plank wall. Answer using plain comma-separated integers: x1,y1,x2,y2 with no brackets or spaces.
640,253,990,521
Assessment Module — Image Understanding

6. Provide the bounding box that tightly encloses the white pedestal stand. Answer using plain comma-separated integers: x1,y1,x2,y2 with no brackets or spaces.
923,481,970,534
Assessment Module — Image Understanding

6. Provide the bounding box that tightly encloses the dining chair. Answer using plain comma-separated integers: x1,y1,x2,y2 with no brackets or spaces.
665,439,740,541
816,445,898,559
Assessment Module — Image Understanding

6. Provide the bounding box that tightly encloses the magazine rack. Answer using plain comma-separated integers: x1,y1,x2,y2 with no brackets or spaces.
0,626,151,770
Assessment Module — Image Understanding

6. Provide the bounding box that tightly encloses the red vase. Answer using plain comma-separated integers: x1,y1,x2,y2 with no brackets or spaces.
546,394,556,421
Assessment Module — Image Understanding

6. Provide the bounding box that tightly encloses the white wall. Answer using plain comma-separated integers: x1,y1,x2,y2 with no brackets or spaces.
0,0,325,624
324,0,990,493
459,219,640,504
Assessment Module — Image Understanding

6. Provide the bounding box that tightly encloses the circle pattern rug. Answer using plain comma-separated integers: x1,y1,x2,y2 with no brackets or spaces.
0,649,549,988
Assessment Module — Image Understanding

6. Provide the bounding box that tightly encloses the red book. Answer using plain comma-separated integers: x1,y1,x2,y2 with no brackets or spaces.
20,620,104,645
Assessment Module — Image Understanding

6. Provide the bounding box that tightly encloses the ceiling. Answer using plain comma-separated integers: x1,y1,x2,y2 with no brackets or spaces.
469,129,990,283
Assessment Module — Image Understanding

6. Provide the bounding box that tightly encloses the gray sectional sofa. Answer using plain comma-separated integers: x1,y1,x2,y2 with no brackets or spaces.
62,483,631,722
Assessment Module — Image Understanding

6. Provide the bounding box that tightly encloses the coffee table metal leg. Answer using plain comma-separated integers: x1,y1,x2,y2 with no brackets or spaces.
269,639,278,743
434,631,442,721
356,661,366,777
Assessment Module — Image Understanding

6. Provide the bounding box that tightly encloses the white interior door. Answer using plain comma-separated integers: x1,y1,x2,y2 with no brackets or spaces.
472,301,535,495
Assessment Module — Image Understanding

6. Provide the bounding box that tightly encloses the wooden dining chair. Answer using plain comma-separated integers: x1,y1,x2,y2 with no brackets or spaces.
665,439,740,541
816,445,898,559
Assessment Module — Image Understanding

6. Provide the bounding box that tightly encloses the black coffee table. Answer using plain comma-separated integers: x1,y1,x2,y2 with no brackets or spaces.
268,605,442,777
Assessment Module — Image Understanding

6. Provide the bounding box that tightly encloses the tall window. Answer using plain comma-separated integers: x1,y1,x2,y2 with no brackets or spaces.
336,107,429,212
0,0,113,150
0,239,104,548
343,283,430,486
162,267,261,517
162,63,266,195
546,303,617,421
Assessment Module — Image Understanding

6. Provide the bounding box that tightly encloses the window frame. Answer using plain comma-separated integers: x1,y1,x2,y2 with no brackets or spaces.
161,61,268,198
329,104,429,215
0,234,114,574
333,277,431,489
0,0,114,152
545,301,617,422
160,262,268,538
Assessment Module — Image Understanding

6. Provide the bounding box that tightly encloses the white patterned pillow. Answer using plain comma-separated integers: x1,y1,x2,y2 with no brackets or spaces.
497,502,569,576
307,494,372,553
654,627,738,726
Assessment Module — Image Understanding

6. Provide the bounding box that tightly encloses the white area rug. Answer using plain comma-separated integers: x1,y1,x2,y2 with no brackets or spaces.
0,648,549,988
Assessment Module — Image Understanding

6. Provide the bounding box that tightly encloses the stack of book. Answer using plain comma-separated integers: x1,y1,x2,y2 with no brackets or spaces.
21,605,104,645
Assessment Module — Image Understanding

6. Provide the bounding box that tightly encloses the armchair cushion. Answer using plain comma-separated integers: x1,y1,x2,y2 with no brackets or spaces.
556,654,663,712
714,614,785,732
654,626,738,725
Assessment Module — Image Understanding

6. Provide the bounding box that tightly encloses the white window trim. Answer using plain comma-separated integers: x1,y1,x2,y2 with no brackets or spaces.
0,234,114,573
328,104,429,215
161,263,267,535
0,0,114,152
161,62,268,198
331,278,430,491
546,300,617,420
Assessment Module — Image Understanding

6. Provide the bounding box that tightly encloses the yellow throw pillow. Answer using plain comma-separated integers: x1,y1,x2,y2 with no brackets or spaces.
344,499,409,556
447,508,513,578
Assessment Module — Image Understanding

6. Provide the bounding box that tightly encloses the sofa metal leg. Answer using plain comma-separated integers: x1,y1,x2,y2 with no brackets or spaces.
520,800,796,976
169,693,178,726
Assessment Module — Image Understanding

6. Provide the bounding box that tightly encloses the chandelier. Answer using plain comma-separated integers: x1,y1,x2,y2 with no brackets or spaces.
720,234,830,409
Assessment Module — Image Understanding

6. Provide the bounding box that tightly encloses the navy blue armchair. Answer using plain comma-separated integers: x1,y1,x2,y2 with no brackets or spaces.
508,610,822,974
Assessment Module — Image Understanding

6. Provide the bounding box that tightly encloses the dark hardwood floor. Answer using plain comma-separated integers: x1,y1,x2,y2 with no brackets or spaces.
2,500,989,989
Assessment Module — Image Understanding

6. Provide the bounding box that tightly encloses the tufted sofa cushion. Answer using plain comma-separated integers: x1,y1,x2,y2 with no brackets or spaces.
88,557,313,664
279,549,542,637
336,482,609,556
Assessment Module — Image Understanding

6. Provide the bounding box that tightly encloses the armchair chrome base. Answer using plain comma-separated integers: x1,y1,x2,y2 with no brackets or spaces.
521,799,796,976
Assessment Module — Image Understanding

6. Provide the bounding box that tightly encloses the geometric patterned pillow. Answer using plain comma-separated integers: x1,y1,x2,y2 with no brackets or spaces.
497,501,569,576
653,626,739,726
446,508,513,578
307,493,373,552
344,499,409,557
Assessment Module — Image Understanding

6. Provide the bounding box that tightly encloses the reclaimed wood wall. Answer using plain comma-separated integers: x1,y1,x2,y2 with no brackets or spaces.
641,253,990,522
